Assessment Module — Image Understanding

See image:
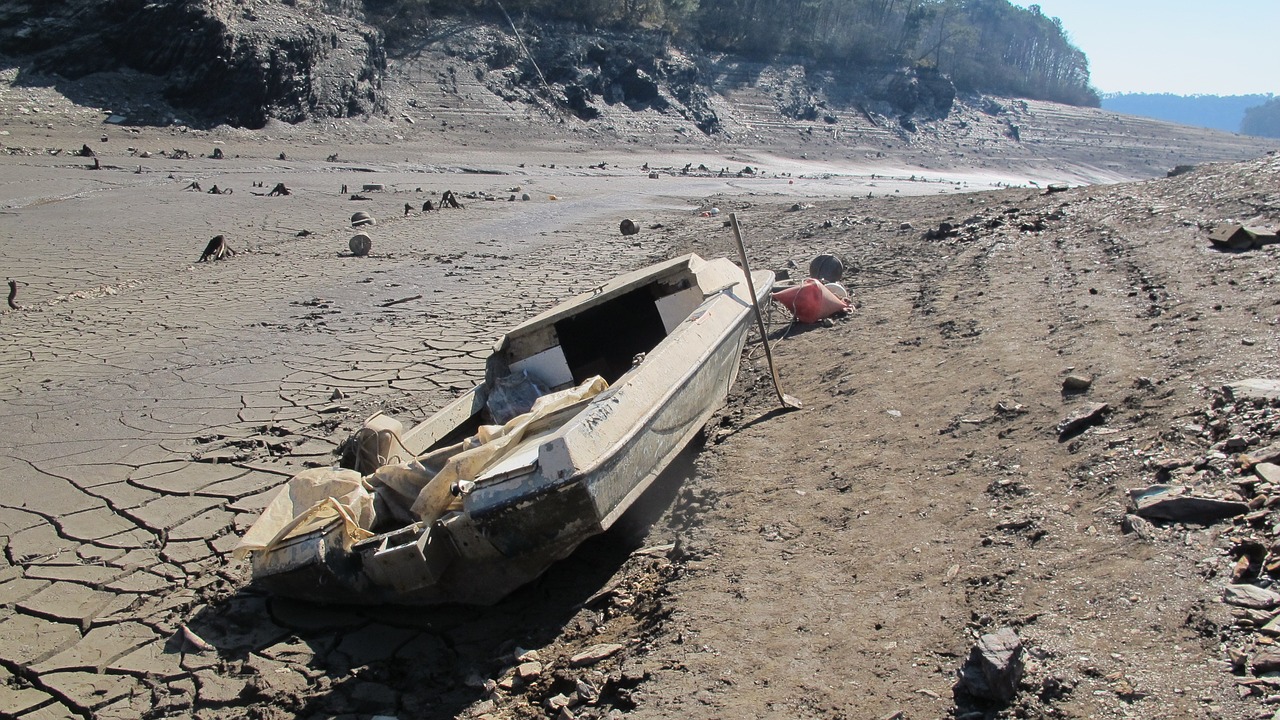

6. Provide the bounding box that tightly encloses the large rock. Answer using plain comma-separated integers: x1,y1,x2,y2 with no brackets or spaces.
1223,583,1280,610
1129,485,1249,523
956,627,1024,703
1226,378,1280,403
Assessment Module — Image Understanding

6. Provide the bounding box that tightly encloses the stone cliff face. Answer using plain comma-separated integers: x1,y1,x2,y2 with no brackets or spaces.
0,0,955,133
0,0,385,128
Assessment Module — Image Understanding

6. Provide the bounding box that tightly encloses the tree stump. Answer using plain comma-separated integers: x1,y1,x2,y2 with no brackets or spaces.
441,190,464,209
198,235,234,262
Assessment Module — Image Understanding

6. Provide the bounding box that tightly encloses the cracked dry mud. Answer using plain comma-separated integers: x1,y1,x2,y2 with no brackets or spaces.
2,83,1280,719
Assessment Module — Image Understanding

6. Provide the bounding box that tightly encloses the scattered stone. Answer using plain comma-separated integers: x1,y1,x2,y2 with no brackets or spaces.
1240,443,1280,470
1120,513,1159,540
576,676,599,703
1224,583,1280,610
516,661,543,680
956,627,1023,704
569,643,623,666
1151,456,1193,472
1256,463,1280,485
1130,485,1249,523
1056,402,1109,440
1061,374,1092,394
1209,224,1277,251
925,221,959,240
1260,615,1280,636
1228,379,1280,403
1254,651,1280,675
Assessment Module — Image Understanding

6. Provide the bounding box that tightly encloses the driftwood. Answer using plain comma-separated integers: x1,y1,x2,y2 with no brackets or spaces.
404,202,412,216
267,182,290,196
619,219,639,236
76,144,95,158
211,147,224,160
7,279,18,310
423,200,435,212
379,294,421,307
198,235,234,262
441,190,464,209
327,153,339,162
185,181,202,192
206,185,232,195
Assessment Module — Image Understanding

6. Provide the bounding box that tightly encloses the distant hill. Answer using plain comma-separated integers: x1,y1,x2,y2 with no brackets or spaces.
1101,93,1273,135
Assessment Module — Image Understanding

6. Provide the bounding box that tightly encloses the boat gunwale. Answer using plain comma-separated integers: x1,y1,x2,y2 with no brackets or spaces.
464,267,773,521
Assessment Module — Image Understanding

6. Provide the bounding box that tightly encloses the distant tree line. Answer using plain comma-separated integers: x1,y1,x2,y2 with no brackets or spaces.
1241,98,1280,138
1102,93,1273,134
1099,93,1280,138
370,0,1099,106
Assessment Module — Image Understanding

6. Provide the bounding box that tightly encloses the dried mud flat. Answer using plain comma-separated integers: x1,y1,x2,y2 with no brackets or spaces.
2,82,1280,720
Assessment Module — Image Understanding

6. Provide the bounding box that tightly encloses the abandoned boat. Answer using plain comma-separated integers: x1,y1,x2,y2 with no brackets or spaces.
236,254,774,604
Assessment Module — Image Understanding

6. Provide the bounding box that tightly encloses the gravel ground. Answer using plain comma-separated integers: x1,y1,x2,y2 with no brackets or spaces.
1,58,1279,719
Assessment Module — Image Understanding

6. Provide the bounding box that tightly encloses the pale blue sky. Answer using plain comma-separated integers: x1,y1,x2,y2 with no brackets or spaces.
1009,1,1280,95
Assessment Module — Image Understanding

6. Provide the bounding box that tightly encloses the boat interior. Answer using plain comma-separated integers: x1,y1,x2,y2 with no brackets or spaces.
423,262,709,450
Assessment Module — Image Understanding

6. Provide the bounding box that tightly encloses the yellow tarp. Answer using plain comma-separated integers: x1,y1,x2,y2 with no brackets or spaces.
233,467,375,559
